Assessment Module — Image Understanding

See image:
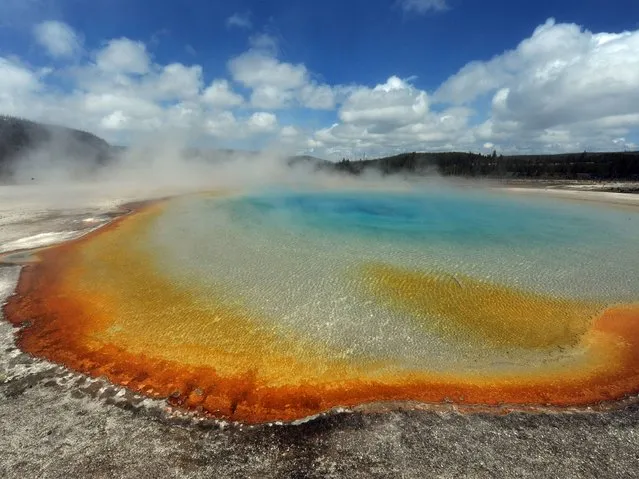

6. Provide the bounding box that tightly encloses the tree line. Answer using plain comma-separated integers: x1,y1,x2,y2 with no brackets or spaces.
328,151,639,180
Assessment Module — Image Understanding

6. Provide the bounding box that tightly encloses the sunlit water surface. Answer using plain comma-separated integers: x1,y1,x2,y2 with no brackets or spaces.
141,188,639,368
6,186,639,422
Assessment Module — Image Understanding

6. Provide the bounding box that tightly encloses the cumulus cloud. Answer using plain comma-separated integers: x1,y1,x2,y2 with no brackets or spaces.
96,38,150,74
313,106,473,157
0,58,41,95
82,92,162,119
0,61,41,132
204,111,240,137
201,111,277,139
300,84,336,110
304,76,473,157
398,0,449,14
436,18,639,116
0,37,271,145
100,110,128,130
3,18,639,157
202,79,244,108
247,112,278,132
434,18,639,152
226,12,252,30
230,51,307,91
228,41,335,110
153,63,203,100
33,21,82,58
280,125,300,139
248,85,294,110
339,76,428,129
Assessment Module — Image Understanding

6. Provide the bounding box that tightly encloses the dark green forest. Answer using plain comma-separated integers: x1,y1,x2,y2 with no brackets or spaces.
323,151,639,180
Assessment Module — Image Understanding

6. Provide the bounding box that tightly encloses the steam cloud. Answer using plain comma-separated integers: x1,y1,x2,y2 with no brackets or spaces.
2,121,433,212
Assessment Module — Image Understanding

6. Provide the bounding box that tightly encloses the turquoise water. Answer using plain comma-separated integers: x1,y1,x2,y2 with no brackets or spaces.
231,188,633,248
212,188,639,298
141,186,639,371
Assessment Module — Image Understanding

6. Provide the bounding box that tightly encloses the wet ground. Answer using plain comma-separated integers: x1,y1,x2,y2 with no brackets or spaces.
1,186,639,478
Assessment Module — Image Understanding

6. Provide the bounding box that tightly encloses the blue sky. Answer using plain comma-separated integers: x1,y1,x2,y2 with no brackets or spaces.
1,0,639,157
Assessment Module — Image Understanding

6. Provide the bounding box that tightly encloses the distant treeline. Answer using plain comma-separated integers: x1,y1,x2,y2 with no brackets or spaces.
320,151,639,180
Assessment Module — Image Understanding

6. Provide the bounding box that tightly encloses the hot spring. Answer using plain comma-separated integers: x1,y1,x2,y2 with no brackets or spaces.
4,186,639,423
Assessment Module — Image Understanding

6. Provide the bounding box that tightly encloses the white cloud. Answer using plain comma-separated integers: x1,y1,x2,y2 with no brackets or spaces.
202,79,244,108
339,76,428,129
0,42,276,145
163,101,201,129
249,85,295,109
313,104,474,157
228,47,335,110
33,21,82,58
433,18,639,152
398,0,449,14
96,38,150,74
204,111,239,137
226,12,252,30
0,58,42,120
154,63,203,100
74,54,202,103
247,112,278,132
82,92,161,117
100,110,128,130
280,125,300,138
436,19,639,128
3,19,639,156
230,51,307,90
202,111,277,139
0,58,40,94
300,84,336,110
279,125,311,148
229,51,306,108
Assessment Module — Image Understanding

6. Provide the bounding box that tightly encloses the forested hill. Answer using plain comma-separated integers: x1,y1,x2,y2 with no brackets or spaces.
324,151,639,180
0,116,112,179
